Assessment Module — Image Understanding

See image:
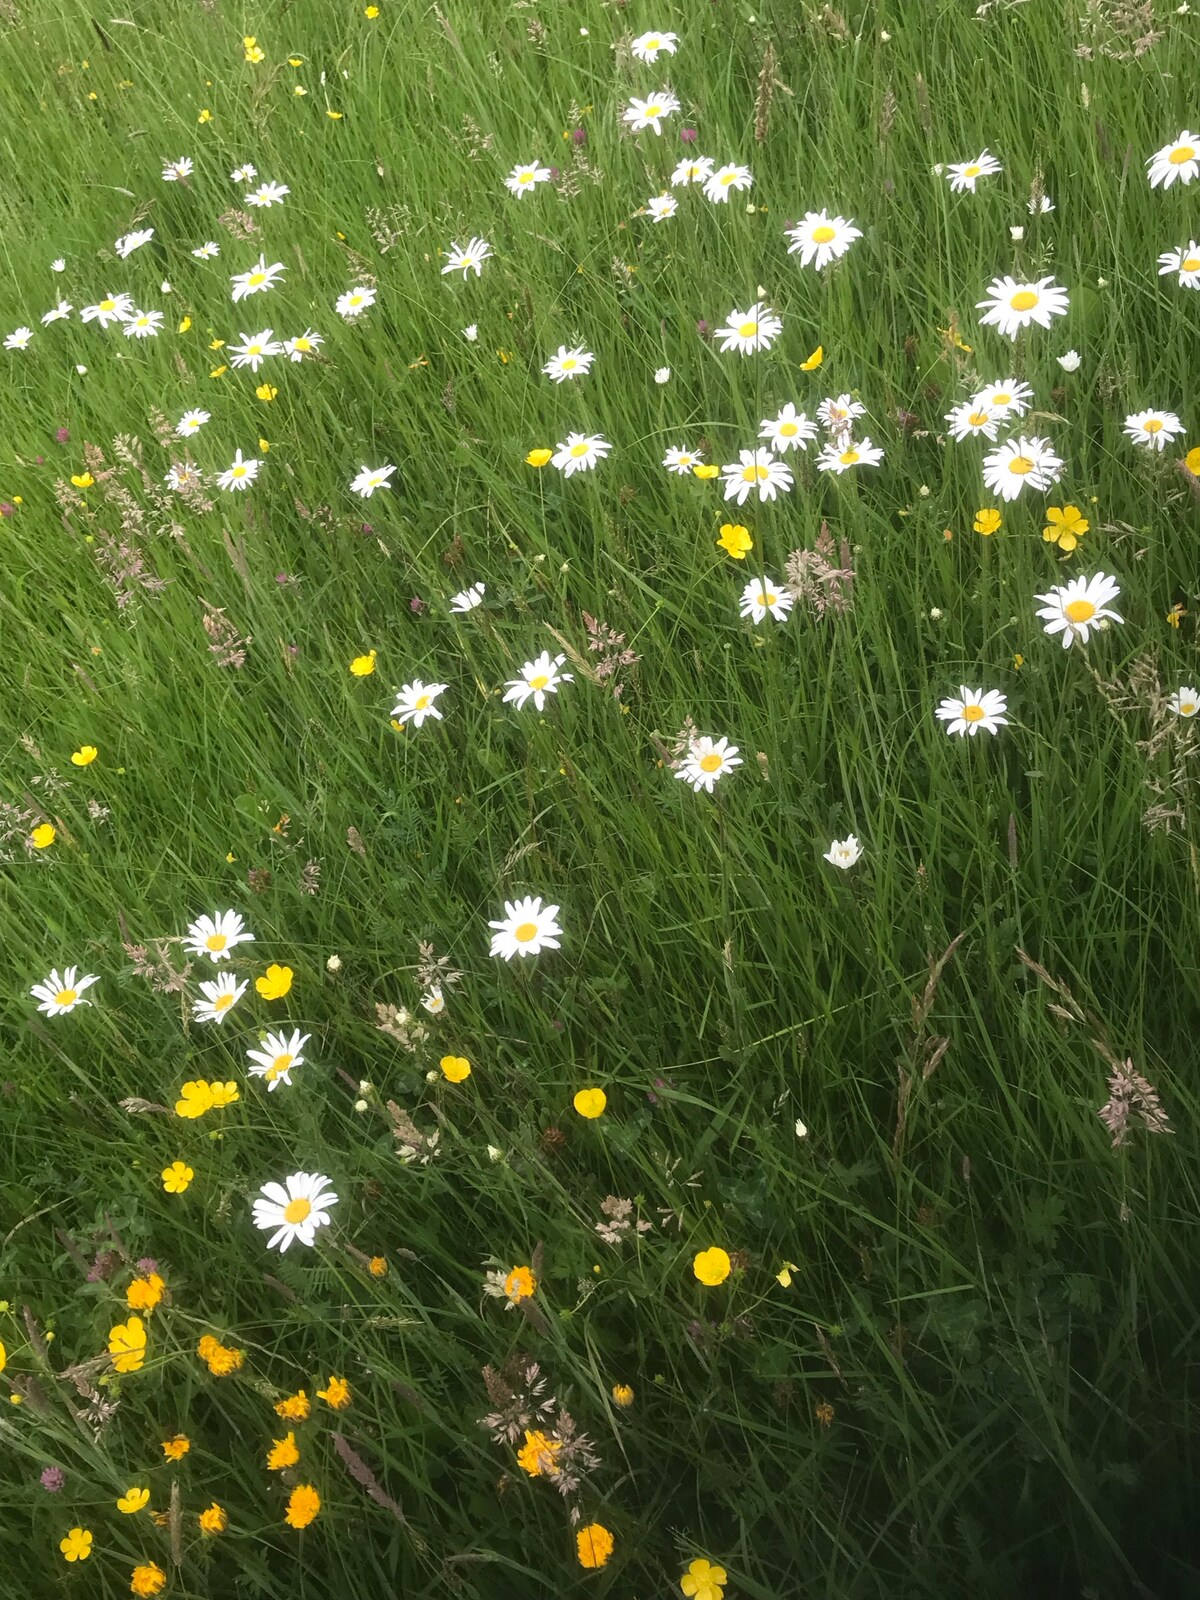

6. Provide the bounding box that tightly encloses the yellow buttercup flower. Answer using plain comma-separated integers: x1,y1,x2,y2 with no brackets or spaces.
692,1247,732,1286
255,964,293,1000
161,1160,193,1194
326,109,344,119
692,463,719,480
349,650,377,677
1042,504,1089,553
716,523,752,560
197,108,212,123
439,1054,471,1082
800,344,824,370
210,365,227,378
31,823,56,849
525,447,553,467
108,1315,147,1373
1186,446,1200,475
117,1487,150,1514
255,383,277,402
70,472,94,489
71,745,98,765
59,1528,92,1563
178,316,191,333
573,1087,607,1119
973,508,1002,536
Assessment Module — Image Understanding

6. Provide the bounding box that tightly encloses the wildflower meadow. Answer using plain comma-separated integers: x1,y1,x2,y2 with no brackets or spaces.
3,0,1200,1594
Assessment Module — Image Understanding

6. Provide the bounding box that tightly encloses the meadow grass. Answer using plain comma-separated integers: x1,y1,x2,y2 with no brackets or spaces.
0,0,1198,1594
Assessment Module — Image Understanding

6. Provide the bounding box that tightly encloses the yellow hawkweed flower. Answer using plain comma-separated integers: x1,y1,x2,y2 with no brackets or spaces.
285,1484,320,1529
317,1374,352,1410
161,1434,190,1461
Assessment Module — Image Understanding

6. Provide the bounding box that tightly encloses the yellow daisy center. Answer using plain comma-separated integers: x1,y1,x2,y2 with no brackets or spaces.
247,343,262,355
646,35,660,46
812,224,836,243
528,673,551,689
1010,290,1038,311
1008,455,1034,476
561,357,577,369
294,337,311,351
963,704,985,722
1143,418,1163,433
266,1053,293,1082
214,992,234,1011
720,172,736,186
992,392,1012,405
283,1197,312,1224
738,320,758,337
1064,598,1096,623
1183,257,1200,272
839,449,860,465
414,693,431,709
205,933,228,951
780,422,797,436
248,272,266,285
645,104,662,117
763,591,777,606
699,752,724,772
518,170,534,183
55,988,77,1006
1170,144,1195,164
99,298,115,311
963,164,981,177
1181,701,1196,715
231,465,246,478
570,441,590,457
969,411,991,427
514,922,539,942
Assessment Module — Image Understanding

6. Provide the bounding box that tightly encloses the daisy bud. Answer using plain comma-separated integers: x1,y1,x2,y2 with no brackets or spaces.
354,1098,368,1114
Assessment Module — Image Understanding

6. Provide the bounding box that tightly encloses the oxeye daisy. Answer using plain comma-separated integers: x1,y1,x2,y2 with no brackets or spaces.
391,680,448,728
440,237,492,278
972,379,1033,418
245,181,290,207
715,301,782,355
184,910,255,962
1124,408,1185,451
662,445,704,475
934,687,1008,737
176,408,210,436
81,292,134,328
703,163,753,203
824,835,863,869
230,163,257,183
815,437,885,473
817,393,867,435
4,327,33,350
505,162,552,198
247,1029,311,1091
646,193,678,222
283,329,323,361
192,241,220,259
671,154,714,187
976,275,1069,338
30,966,99,1016
192,972,248,1024
945,401,1001,441
981,435,1063,500
759,403,818,453
252,1172,338,1252
739,575,793,623
123,309,163,338
1157,242,1200,289
449,582,485,612
349,463,397,497
720,448,793,505
229,329,282,370
622,91,680,135
542,345,595,382
115,228,154,258
162,157,193,181
945,150,1002,192
40,300,72,324
551,432,610,476
1146,131,1200,189
1169,687,1200,717
502,652,573,712
784,210,862,269
231,254,285,302
488,896,563,960
630,29,678,62
676,735,742,793
1034,571,1124,648
217,449,261,491
335,286,375,319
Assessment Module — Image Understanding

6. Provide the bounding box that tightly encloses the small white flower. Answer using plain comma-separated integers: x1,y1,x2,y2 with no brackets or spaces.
392,680,448,728
462,323,478,341
551,432,610,476
246,1028,311,1091
162,157,193,182
440,237,492,279
192,972,248,1024
675,736,742,793
114,228,154,258
934,687,1008,737
646,193,678,222
4,326,34,350
349,463,397,498
252,1171,338,1252
183,909,255,962
823,835,863,869
1057,349,1081,372
502,652,573,713
335,285,376,319
51,258,66,272
192,241,220,259
421,987,446,1015
1123,408,1185,451
1169,686,1200,717
1034,571,1124,649
543,345,595,382
1010,225,1024,242
622,91,681,136
449,582,486,613
654,366,671,384
795,1118,809,1138
30,966,99,1017
630,29,678,63
739,575,794,624
488,896,563,960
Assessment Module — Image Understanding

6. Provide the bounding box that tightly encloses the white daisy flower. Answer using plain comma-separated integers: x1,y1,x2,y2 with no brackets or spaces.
817,393,867,435
502,652,573,712
622,91,680,135
183,909,255,962
1057,350,1082,372
349,464,397,497
675,735,742,793
229,329,282,370
165,463,203,493
1157,242,1200,288
976,275,1069,338
1170,687,1200,717
4,327,33,350
30,966,99,1017
671,155,714,187
715,301,782,355
231,254,285,302
551,432,610,476
115,228,155,258
1034,571,1123,649
40,301,72,325
488,896,563,960
392,680,448,728
784,210,862,269
945,150,1002,192
934,687,1008,737
247,1028,311,1091
441,237,492,279
739,575,794,623
192,241,220,259
283,329,323,361
542,345,595,382
162,157,193,182
217,449,261,491
421,986,446,1015
703,163,752,203
981,435,1063,500
759,403,818,453
192,971,249,1024
1124,408,1185,451
721,449,794,505
823,835,863,869
972,379,1034,417
176,408,211,436
462,324,478,342
81,293,134,328
505,162,552,198
252,1171,338,1252
662,445,703,475
654,366,671,384
51,258,66,272
245,181,289,207
123,309,163,338
646,193,678,222
945,401,1002,441
1028,195,1055,214
335,286,375,319
1146,131,1200,189
630,29,678,62
230,163,257,183
449,582,486,613
815,437,885,473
